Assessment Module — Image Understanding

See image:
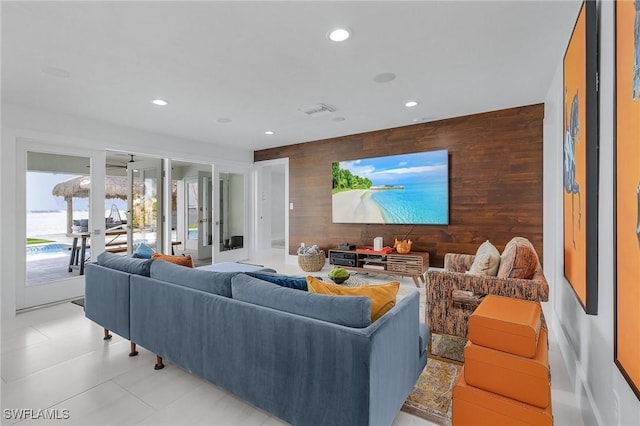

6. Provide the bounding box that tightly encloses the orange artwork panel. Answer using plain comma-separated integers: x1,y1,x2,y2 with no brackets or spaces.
563,3,588,307
615,0,640,400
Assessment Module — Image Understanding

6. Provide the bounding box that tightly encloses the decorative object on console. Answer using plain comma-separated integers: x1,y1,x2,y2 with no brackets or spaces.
394,238,413,254
373,236,383,251
338,242,356,250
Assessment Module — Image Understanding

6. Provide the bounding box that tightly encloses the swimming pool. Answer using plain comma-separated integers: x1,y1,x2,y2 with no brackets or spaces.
26,243,72,260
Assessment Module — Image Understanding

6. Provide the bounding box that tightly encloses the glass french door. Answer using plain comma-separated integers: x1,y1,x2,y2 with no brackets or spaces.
127,159,163,254
18,145,106,310
197,171,213,259
213,167,248,262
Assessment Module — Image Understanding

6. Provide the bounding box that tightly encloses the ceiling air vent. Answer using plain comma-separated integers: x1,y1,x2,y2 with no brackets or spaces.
299,103,336,117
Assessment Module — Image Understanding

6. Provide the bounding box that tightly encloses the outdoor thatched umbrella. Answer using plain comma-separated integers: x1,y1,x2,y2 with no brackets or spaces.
52,175,129,234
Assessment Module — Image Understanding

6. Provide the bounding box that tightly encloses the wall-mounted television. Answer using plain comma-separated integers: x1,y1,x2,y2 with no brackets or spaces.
332,149,449,225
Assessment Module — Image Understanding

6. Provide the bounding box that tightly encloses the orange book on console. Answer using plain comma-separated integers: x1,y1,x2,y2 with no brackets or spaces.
356,246,394,254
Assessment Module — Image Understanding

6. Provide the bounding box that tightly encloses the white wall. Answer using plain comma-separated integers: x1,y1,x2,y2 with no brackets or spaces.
543,2,640,424
1,103,253,318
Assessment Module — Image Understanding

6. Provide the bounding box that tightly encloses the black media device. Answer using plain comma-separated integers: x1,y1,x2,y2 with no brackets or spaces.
330,251,357,267
338,243,356,250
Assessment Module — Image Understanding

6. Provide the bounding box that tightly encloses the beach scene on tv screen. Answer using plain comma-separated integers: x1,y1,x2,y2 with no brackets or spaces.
332,150,449,225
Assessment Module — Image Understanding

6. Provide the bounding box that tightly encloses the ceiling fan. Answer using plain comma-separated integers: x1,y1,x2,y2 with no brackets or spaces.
104,154,135,170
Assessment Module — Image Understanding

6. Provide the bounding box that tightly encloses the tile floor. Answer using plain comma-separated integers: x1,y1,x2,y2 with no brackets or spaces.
1,249,586,425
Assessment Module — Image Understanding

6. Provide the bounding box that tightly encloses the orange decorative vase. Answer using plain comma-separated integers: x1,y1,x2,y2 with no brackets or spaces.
394,238,412,254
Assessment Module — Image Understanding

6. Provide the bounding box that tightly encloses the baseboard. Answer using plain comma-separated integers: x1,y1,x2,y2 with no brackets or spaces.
546,306,602,425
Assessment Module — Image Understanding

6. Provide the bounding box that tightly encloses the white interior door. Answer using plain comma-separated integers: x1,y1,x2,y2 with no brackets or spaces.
253,158,289,256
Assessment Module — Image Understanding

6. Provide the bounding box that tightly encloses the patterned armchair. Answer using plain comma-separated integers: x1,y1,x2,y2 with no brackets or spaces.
426,250,549,340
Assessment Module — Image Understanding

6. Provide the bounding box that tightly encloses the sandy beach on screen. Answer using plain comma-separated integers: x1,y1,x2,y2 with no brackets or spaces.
332,189,385,223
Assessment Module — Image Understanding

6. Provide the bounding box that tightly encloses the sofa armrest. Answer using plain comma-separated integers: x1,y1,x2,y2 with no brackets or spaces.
85,263,131,339
444,253,476,272
368,291,427,424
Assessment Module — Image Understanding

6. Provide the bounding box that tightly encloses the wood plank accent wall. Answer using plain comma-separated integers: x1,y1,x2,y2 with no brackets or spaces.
254,104,544,267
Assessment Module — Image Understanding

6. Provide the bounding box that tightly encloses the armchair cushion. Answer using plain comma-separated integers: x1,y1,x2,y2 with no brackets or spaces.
497,237,538,279
467,240,501,276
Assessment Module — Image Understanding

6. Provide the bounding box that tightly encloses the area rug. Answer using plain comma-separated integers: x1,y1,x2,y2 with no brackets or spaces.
401,335,466,425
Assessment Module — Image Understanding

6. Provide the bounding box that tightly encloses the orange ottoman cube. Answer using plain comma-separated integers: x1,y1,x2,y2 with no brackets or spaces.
453,369,553,426
468,295,541,358
464,327,550,408
453,295,552,426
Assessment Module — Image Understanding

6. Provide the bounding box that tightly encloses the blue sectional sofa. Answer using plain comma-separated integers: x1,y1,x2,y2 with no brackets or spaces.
84,253,428,426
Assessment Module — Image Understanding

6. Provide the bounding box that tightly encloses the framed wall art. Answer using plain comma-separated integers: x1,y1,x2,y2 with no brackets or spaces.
562,0,598,315
615,0,640,400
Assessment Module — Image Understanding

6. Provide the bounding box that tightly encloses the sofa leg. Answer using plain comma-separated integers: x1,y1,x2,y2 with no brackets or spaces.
129,342,139,357
103,328,112,340
154,355,164,370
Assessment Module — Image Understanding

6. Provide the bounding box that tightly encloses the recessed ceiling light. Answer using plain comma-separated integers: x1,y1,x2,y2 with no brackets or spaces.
405,100,419,108
265,130,275,135
373,73,396,83
328,28,350,42
151,99,168,106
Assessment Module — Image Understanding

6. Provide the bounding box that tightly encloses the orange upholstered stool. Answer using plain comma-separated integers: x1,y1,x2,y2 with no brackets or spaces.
464,327,550,408
453,369,553,426
468,295,541,357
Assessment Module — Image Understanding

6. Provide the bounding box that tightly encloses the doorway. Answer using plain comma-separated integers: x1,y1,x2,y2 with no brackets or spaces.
254,159,289,257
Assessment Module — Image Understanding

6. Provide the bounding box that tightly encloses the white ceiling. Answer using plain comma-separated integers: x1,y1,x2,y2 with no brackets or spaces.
2,1,581,151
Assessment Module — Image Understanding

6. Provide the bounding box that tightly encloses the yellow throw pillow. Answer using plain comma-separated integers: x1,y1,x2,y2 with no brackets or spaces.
306,276,399,322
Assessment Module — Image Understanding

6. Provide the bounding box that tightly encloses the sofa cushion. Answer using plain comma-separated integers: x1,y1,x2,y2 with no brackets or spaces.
497,237,538,279
306,276,399,322
132,242,154,259
231,274,371,328
150,260,237,297
152,252,194,268
244,271,309,291
467,240,500,276
96,251,153,276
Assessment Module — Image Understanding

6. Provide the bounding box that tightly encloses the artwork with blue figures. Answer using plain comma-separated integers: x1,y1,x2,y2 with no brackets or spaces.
634,0,640,100
564,91,581,249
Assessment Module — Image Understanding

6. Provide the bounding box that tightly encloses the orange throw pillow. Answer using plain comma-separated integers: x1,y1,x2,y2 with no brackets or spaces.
497,237,538,279
152,252,194,268
306,276,399,322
